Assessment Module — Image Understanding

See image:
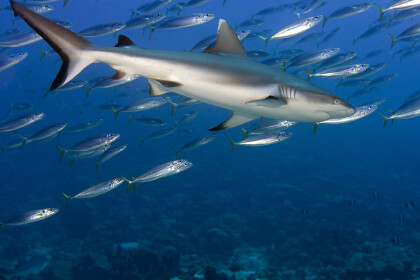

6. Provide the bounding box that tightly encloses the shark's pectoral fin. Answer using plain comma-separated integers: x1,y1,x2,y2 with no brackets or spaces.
147,78,182,96
203,19,247,57
209,111,256,131
245,95,286,107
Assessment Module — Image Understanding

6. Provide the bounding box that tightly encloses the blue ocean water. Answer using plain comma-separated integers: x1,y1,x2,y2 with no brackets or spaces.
0,0,419,279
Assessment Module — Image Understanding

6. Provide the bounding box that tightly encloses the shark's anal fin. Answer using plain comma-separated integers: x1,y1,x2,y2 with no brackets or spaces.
209,111,256,131
114,35,136,47
245,95,286,107
203,19,247,57
147,78,182,96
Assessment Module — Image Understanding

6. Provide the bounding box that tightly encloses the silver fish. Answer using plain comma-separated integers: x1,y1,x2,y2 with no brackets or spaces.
388,23,420,48
0,208,59,230
1,136,28,155
316,51,358,70
177,111,198,127
368,74,398,87
317,27,340,47
112,97,167,121
56,133,119,162
227,132,292,152
346,63,387,80
241,120,297,138
379,93,420,126
0,31,41,47
127,116,166,126
7,102,33,114
122,159,193,191
94,144,127,174
148,13,215,39
184,0,211,8
318,104,378,124
125,13,166,30
61,178,124,207
379,0,420,20
139,127,178,145
64,119,103,132
323,3,375,27
0,52,28,72
0,113,44,132
68,144,111,168
133,0,172,16
79,22,126,37
304,64,370,81
287,48,340,69
173,134,216,158
166,97,201,115
261,15,324,50
85,74,140,97
20,122,67,146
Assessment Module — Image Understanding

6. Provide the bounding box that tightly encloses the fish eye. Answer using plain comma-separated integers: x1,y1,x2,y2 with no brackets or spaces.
334,99,341,105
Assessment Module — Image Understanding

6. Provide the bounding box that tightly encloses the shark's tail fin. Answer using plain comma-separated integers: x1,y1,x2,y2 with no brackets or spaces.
10,1,95,91
61,193,71,208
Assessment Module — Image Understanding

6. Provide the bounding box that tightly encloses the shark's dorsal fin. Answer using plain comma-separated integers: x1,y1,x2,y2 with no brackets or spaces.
209,111,256,131
115,35,136,47
204,19,247,57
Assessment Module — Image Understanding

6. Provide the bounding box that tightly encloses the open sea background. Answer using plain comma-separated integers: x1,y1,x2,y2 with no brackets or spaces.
0,0,419,279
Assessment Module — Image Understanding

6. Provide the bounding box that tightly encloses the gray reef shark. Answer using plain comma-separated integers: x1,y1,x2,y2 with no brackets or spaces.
10,1,355,130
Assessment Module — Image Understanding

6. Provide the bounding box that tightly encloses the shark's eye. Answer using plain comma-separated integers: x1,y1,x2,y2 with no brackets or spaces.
334,99,341,105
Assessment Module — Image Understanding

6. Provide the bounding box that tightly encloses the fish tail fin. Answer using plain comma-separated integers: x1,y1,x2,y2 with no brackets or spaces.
69,158,74,168
352,36,357,46
129,176,138,192
138,137,145,146
111,108,120,122
240,127,248,139
387,34,396,49
1,146,4,156
63,0,69,8
17,133,27,148
130,9,138,19
121,176,132,192
127,115,134,125
227,136,236,152
94,160,100,174
335,79,343,90
379,9,385,22
223,0,227,6
377,112,388,128
293,11,301,20
146,24,155,40
0,222,3,231
166,98,177,115
172,148,179,159
258,35,270,52
61,192,71,208
10,1,95,91
56,146,67,162
322,16,327,28
387,108,395,114
7,102,13,115
84,85,92,98
37,47,47,61
302,69,312,81
313,123,318,134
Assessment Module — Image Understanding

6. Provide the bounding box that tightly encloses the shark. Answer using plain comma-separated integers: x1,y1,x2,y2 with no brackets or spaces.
10,1,355,131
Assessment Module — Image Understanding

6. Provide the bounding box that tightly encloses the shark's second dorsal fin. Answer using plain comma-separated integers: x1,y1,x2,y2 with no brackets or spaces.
204,19,247,57
115,35,136,47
